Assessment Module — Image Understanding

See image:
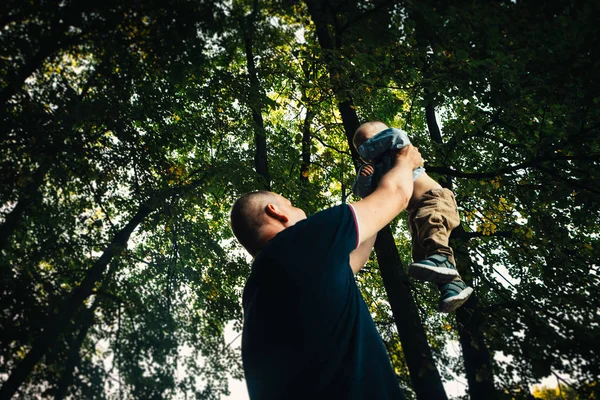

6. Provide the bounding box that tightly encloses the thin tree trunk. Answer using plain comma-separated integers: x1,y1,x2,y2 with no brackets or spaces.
299,57,315,184
53,302,97,400
304,1,449,398
453,228,498,400
300,103,314,183
425,102,442,144
53,266,119,400
456,294,497,399
0,204,152,400
338,100,363,164
0,1,121,109
241,0,271,190
0,165,47,250
0,42,59,107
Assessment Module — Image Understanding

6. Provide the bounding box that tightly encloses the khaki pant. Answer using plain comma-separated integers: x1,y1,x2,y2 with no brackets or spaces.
407,188,460,267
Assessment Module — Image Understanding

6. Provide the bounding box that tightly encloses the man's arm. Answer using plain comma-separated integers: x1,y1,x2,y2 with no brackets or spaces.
349,233,376,274
349,145,422,273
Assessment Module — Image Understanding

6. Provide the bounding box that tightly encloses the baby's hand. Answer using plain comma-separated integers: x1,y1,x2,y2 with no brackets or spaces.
353,163,375,198
360,164,374,176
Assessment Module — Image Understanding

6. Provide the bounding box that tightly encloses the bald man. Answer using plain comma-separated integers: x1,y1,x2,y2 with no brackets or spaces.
230,145,423,400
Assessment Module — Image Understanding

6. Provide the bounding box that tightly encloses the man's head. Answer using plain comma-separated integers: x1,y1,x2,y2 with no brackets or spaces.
352,121,389,151
230,191,307,257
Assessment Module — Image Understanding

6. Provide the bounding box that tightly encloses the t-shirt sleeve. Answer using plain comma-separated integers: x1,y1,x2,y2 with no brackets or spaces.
277,204,359,282
303,204,358,253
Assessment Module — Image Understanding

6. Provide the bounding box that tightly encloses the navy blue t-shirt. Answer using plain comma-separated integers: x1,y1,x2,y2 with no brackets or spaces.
242,205,405,399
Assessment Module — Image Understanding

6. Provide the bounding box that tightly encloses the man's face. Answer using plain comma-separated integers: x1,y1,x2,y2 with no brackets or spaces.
276,194,306,226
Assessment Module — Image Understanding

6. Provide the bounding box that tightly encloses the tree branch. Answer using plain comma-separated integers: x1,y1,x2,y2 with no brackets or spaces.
312,134,352,156
426,152,600,180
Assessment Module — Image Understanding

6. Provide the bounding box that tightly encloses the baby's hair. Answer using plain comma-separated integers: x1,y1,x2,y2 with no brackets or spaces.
353,120,389,150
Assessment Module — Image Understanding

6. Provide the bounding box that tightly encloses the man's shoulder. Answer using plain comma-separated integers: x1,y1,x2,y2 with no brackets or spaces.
281,204,351,235
251,203,356,269
306,203,349,221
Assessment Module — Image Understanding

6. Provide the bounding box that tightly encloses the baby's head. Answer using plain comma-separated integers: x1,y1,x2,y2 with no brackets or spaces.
352,121,389,151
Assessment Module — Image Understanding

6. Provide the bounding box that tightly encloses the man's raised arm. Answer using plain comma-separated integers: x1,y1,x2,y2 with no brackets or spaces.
349,145,423,273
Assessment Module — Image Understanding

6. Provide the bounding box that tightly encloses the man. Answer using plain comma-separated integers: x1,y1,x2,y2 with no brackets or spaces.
230,145,423,399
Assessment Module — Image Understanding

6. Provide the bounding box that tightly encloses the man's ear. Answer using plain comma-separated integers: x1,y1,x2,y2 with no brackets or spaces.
265,203,289,223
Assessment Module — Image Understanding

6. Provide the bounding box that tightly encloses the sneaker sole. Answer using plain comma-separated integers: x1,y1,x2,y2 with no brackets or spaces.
438,287,474,313
408,263,460,284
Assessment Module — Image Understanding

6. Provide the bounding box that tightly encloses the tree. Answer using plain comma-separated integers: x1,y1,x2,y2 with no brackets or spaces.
302,0,449,398
1,1,246,398
2,0,599,399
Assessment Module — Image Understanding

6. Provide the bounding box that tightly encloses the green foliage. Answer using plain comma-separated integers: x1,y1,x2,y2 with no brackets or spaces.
1,0,599,398
532,381,600,400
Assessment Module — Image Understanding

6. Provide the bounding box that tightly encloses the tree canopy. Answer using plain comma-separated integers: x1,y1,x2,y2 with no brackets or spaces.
1,0,598,399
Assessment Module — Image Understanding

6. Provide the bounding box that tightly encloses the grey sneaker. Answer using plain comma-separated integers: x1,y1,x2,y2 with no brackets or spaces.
408,254,459,284
438,279,474,313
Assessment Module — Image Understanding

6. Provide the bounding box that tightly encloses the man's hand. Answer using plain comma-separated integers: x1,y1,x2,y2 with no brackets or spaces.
395,144,423,170
350,145,420,262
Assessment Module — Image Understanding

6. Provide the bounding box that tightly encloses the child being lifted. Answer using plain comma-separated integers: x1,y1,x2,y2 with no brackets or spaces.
352,121,473,313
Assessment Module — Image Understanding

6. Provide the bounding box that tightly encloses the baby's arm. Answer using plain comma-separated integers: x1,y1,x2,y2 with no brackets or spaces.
352,163,375,198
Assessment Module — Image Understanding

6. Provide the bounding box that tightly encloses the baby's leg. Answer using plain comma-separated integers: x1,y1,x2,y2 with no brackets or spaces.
406,182,473,312
409,173,442,210
406,174,460,282
407,180,459,266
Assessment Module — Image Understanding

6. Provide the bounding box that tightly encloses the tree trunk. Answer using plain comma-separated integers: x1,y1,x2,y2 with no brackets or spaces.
304,1,449,398
241,0,271,190
456,295,497,399
300,101,314,183
425,103,443,146
0,0,120,108
1,65,104,251
0,164,211,399
299,56,315,184
453,230,498,400
425,100,497,399
375,226,449,399
0,36,63,107
1,43,103,251
0,204,152,400
53,266,119,400
0,164,47,250
53,303,97,400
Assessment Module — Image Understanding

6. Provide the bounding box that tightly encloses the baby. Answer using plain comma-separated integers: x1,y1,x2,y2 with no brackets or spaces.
352,121,473,313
